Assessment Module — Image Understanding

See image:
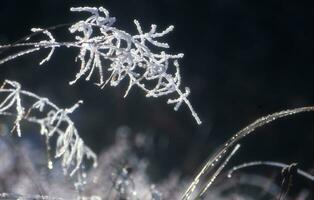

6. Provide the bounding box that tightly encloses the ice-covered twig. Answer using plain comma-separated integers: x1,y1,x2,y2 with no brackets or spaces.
0,80,97,177
0,7,201,124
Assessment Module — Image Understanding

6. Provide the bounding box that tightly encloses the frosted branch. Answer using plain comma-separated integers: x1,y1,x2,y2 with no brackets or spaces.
0,7,201,124
0,80,97,177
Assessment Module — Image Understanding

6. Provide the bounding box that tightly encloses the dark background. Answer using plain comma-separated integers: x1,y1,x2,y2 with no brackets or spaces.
0,0,314,188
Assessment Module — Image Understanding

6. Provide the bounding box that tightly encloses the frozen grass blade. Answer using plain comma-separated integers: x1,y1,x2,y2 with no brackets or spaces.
181,106,314,200
228,161,314,182
196,144,241,199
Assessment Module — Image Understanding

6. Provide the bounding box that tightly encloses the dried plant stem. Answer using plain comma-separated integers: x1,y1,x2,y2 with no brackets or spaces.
228,161,314,182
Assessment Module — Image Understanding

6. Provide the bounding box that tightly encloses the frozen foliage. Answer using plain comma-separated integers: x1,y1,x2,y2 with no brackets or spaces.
0,80,97,177
0,129,184,200
1,4,314,200
0,128,312,200
0,135,76,199
0,133,86,199
0,7,201,125
0,81,313,200
84,131,167,200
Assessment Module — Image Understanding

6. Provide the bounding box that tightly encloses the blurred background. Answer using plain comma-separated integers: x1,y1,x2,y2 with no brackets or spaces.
0,0,313,196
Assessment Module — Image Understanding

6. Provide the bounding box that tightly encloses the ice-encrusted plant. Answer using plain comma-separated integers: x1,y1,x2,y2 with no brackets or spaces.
0,6,201,125
1,5,314,200
0,80,97,178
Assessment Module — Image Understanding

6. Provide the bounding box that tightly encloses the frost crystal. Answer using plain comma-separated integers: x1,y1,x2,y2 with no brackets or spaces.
0,80,97,177
0,7,201,124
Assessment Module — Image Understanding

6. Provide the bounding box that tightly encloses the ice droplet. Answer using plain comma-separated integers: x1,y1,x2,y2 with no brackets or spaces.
48,160,53,169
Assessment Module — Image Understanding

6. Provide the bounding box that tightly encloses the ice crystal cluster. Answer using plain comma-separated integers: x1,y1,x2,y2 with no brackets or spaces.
0,6,201,125
0,80,97,177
